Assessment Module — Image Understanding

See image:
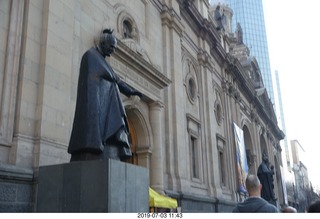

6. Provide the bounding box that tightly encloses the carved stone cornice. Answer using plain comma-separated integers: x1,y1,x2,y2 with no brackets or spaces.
197,49,213,70
179,0,226,62
159,2,184,36
179,0,219,37
112,40,171,101
226,53,284,140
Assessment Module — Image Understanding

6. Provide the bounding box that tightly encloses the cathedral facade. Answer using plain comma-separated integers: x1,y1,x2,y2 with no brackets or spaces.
0,0,285,212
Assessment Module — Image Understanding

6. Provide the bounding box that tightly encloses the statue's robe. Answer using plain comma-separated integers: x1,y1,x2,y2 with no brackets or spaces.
257,162,275,203
68,47,132,159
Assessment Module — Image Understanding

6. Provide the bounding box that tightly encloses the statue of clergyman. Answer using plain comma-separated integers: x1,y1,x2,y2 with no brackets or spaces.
257,152,277,206
68,29,142,162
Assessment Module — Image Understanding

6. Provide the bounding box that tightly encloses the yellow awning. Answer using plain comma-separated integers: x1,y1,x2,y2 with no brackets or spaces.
149,187,178,209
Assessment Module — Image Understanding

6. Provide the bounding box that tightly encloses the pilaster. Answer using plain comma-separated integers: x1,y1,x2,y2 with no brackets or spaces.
0,0,25,146
149,101,165,193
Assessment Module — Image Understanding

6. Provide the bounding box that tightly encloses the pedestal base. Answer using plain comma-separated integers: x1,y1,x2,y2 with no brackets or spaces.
36,159,149,212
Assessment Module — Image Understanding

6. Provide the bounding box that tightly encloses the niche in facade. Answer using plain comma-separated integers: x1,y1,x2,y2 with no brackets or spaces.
117,11,139,42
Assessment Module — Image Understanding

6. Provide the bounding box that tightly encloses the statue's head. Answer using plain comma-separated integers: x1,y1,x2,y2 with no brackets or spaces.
262,152,269,164
98,28,117,57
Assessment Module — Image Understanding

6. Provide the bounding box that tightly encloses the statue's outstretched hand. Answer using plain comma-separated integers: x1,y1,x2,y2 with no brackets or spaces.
132,90,143,98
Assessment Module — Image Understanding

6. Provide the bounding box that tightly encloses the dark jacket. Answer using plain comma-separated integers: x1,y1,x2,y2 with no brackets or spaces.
232,197,278,213
68,47,133,154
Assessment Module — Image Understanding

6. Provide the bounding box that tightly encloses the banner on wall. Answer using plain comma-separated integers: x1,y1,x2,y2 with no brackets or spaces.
233,123,249,194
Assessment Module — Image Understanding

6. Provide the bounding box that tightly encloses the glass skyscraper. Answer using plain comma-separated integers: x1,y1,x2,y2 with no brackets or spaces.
274,70,290,167
221,0,275,104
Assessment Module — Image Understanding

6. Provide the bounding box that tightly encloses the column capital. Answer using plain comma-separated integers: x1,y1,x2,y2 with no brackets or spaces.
149,101,164,109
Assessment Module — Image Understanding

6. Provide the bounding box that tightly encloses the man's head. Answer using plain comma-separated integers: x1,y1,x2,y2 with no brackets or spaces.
282,206,297,213
308,200,320,212
245,174,262,197
98,28,117,57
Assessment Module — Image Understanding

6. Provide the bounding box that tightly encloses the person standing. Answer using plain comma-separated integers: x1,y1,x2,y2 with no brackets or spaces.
281,206,297,213
233,174,279,213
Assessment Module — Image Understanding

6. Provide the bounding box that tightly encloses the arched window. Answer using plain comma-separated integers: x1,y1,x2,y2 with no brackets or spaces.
117,11,139,42
123,20,133,39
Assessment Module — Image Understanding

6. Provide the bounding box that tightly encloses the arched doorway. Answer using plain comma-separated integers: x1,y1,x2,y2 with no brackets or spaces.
125,117,138,165
123,106,152,169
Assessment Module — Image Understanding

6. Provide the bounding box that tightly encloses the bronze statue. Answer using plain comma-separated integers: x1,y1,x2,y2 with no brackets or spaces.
235,22,243,45
257,152,277,206
68,29,142,162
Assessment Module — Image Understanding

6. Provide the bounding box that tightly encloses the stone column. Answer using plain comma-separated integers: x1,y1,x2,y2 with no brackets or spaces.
149,101,164,193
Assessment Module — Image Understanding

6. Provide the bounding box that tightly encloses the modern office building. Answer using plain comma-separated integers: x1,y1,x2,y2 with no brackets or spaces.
290,140,310,211
273,69,293,206
274,70,291,170
215,0,275,104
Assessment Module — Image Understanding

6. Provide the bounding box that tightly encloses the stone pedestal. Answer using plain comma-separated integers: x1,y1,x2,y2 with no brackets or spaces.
36,159,149,212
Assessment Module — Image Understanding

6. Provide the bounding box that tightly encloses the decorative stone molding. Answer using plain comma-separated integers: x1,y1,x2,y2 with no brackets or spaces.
112,39,171,101
197,49,213,70
121,38,152,64
160,4,184,37
149,100,164,111
186,113,200,136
